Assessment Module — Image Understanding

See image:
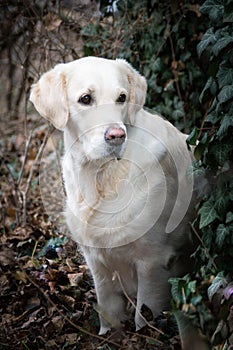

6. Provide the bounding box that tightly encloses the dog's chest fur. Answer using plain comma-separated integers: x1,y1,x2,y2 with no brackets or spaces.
63,149,167,249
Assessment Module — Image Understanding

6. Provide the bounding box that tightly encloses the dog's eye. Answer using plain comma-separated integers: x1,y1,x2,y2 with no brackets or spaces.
116,93,126,104
79,94,92,105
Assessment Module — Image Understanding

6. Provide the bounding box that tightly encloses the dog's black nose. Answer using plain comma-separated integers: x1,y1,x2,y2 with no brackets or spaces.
104,127,126,146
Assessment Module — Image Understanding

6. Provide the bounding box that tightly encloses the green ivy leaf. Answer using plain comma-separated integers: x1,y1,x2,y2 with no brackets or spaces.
206,111,222,124
212,142,232,165
215,224,229,248
199,77,214,102
187,280,197,294
152,57,162,73
217,115,233,139
194,142,207,161
202,227,214,247
226,212,233,223
193,132,210,161
197,28,217,56
186,127,199,146
169,278,183,304
218,85,233,103
172,109,185,120
223,4,233,23
208,272,227,301
200,0,224,23
217,66,233,87
212,34,233,56
199,201,219,228
215,188,229,215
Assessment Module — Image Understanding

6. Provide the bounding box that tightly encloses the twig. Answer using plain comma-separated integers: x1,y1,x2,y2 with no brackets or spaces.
21,126,51,225
31,240,39,268
189,222,218,271
21,340,31,350
17,130,33,187
23,271,122,348
113,271,164,335
197,98,214,139
126,330,164,345
8,306,40,324
181,287,187,306
168,29,183,100
3,162,21,225
97,330,122,348
31,240,38,260
166,20,187,132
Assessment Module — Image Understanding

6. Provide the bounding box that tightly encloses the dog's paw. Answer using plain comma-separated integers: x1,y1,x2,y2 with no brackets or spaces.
98,325,111,335
135,315,146,331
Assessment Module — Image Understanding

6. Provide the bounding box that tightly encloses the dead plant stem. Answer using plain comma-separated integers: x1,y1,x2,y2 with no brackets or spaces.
22,127,51,225
189,222,218,271
167,21,187,132
17,130,33,187
113,271,165,336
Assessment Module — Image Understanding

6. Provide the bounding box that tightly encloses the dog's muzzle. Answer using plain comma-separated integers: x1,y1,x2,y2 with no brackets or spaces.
104,127,126,146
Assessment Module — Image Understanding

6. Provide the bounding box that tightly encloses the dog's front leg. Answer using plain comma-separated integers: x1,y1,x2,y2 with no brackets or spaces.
84,256,126,335
135,262,171,331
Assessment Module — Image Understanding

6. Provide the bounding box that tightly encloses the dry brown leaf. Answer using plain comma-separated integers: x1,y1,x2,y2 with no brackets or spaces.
6,207,16,218
14,270,27,283
68,272,83,286
51,315,65,330
0,246,15,266
44,13,62,31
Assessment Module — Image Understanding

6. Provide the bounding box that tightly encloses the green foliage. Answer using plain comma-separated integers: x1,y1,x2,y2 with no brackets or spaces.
37,236,68,258
83,0,208,131
190,0,233,269
169,274,213,330
169,274,197,307
182,0,233,346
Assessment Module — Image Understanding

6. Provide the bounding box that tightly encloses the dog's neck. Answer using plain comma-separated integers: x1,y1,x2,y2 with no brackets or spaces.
63,133,130,207
77,156,129,201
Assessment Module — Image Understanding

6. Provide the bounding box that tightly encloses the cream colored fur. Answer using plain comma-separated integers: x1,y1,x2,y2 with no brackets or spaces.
30,57,195,334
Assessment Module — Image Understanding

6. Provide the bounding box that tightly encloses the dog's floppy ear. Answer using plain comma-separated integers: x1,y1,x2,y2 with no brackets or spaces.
116,59,147,124
29,64,69,130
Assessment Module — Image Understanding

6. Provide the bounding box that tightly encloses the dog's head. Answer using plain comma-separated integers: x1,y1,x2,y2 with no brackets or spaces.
30,57,147,160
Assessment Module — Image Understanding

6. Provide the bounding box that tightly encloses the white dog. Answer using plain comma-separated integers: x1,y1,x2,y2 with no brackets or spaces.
30,57,196,334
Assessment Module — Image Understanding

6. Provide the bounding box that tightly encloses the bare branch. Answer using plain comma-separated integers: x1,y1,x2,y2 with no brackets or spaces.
113,271,165,336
